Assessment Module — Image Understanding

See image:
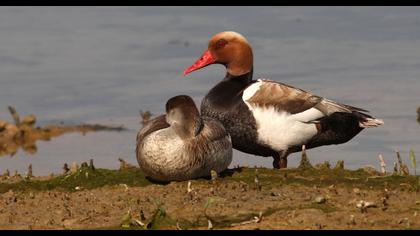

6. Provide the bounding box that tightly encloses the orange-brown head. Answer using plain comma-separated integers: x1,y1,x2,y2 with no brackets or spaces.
183,31,253,77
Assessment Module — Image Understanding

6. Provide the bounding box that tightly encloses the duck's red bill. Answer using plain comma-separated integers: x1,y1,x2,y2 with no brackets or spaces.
183,50,215,75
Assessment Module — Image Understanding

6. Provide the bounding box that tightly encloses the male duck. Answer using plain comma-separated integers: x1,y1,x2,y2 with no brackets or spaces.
183,31,383,169
136,95,232,181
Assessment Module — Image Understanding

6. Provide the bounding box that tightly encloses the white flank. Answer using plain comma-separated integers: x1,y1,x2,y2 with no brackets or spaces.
247,106,318,151
242,82,318,151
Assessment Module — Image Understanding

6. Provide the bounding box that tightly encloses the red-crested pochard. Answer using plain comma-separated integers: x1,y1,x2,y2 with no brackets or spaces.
183,31,383,169
136,95,232,181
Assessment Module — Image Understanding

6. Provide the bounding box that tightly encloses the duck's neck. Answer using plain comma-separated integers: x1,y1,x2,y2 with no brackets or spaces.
223,68,253,82
205,69,254,110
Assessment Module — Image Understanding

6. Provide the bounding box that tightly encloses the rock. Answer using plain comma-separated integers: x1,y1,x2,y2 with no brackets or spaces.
314,196,326,204
63,218,78,228
21,114,36,126
22,143,37,154
5,142,19,156
0,120,8,131
356,200,377,213
4,124,19,138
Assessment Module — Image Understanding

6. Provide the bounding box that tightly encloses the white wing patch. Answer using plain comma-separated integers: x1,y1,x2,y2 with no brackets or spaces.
242,79,263,101
242,80,319,151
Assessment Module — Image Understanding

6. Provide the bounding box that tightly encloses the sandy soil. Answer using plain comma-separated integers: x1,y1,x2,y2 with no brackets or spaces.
0,165,419,230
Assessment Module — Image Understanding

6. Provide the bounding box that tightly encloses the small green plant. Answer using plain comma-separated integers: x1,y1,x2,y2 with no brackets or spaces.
120,210,132,228
203,197,216,217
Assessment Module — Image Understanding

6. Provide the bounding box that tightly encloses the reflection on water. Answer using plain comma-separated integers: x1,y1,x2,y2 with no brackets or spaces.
0,6,419,175
0,107,126,157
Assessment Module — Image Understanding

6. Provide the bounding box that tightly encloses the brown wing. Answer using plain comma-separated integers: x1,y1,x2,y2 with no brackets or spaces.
245,79,322,114
245,79,369,116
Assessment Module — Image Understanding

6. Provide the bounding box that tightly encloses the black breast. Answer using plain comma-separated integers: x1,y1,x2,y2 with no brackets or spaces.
200,73,276,157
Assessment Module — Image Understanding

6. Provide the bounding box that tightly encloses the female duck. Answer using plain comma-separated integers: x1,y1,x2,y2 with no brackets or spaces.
136,95,232,182
183,31,383,169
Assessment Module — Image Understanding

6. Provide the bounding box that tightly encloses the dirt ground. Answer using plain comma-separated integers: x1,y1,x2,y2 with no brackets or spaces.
0,163,419,230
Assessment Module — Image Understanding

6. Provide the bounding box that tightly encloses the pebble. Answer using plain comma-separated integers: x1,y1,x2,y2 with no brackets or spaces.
314,196,326,204
21,114,36,126
0,120,7,130
349,215,356,225
398,218,409,224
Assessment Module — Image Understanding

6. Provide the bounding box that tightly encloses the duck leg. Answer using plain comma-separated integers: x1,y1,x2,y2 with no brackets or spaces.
272,150,289,169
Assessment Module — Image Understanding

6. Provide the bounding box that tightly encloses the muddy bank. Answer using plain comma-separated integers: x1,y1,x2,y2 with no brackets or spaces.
0,159,419,230
0,106,126,157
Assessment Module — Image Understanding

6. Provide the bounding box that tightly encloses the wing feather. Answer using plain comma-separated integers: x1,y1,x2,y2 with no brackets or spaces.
244,79,370,120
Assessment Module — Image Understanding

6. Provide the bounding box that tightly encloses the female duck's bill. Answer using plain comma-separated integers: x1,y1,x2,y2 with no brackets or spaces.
136,95,232,182
183,31,383,169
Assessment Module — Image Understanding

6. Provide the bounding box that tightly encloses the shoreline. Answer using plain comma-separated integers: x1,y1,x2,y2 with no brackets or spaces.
1,162,419,230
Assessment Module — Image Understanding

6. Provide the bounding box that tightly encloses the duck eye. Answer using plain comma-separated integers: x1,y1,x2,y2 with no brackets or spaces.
215,39,228,49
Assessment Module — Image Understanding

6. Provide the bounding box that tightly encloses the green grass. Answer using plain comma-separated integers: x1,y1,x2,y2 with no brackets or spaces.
0,166,152,193
1,165,418,194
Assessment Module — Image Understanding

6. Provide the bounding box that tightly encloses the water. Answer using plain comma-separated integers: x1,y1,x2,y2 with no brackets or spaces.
0,6,419,175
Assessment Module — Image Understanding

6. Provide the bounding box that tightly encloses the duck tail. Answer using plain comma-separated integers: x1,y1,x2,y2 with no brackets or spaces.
356,112,384,128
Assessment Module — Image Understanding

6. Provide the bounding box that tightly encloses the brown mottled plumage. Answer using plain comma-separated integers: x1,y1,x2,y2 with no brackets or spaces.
136,95,232,182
